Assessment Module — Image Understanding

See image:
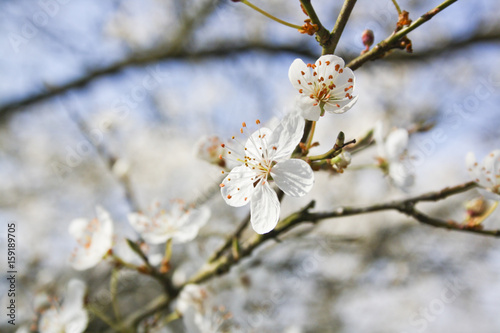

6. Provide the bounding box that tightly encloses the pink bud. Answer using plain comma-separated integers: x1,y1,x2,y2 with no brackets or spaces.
361,29,374,48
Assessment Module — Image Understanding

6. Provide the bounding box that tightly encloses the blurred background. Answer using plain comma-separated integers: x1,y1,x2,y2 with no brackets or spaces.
1,0,500,332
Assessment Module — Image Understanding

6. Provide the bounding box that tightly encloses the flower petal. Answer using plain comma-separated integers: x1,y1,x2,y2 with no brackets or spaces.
483,150,500,187
61,280,88,333
221,165,256,207
389,162,414,191
250,183,280,234
172,206,211,243
385,128,409,161
288,58,313,92
324,95,358,114
271,159,314,197
267,112,305,161
244,127,273,161
315,55,345,84
296,95,321,121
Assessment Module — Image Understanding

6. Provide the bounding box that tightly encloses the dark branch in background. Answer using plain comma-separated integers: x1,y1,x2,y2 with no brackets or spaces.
1,28,500,118
59,93,141,212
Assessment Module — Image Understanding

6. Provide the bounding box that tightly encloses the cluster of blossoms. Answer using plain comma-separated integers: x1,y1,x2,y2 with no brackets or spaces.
218,54,358,234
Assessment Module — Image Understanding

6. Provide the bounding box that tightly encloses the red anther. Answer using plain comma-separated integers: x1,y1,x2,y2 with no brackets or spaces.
219,183,225,187
335,64,340,71
298,80,301,84
227,195,232,199
221,143,225,148
348,78,353,83
242,122,247,127
256,119,261,124
299,89,303,93
301,71,305,75
326,61,330,65
218,154,223,159
339,69,343,74
328,75,333,80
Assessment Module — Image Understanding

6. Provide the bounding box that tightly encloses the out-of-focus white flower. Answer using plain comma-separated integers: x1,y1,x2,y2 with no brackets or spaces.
128,201,210,244
220,113,314,234
288,55,357,121
466,150,500,198
69,206,114,271
177,284,231,333
374,121,414,190
39,279,88,333
195,136,226,168
331,151,352,173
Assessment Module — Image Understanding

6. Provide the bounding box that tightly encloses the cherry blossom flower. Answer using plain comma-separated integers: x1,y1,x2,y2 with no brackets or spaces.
128,201,210,244
288,54,357,121
466,150,500,198
220,113,314,234
195,135,227,168
69,206,114,270
39,279,88,333
374,121,414,190
177,284,232,333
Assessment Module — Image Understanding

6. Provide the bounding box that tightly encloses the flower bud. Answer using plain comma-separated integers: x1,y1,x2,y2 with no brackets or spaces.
362,29,374,48
331,151,351,173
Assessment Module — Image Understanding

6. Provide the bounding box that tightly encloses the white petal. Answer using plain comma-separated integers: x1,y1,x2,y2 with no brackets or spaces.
221,165,256,207
250,183,280,234
271,159,314,197
288,58,313,92
296,95,321,121
244,127,272,161
95,206,114,240
267,113,305,161
61,280,88,333
466,151,483,183
483,150,500,187
385,128,409,161
316,55,346,90
172,206,211,243
389,162,414,190
324,94,358,114
68,218,89,239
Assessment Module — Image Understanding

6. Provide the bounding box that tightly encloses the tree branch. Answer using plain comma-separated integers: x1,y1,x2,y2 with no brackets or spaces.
3,26,500,119
346,0,459,70
326,0,357,54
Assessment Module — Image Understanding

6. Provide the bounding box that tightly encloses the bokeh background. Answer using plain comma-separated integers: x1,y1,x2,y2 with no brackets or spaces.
1,0,500,332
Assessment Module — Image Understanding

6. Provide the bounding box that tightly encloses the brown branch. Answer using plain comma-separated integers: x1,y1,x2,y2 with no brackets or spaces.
299,0,332,48
346,0,459,70
326,0,358,54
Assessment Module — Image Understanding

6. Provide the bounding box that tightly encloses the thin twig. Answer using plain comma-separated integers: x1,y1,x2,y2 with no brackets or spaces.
347,0,459,70
326,0,358,54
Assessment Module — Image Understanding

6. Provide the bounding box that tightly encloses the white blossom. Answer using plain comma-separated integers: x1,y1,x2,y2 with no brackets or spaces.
195,135,227,167
39,279,88,333
288,54,357,121
177,284,231,333
220,113,314,234
128,201,210,244
466,150,500,198
374,121,414,190
69,206,114,271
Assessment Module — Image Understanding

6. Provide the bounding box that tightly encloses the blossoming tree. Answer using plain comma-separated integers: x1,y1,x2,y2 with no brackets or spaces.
5,0,500,332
